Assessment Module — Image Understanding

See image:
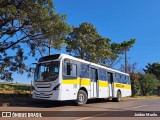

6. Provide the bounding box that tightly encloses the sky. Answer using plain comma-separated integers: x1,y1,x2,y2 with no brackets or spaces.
13,0,160,84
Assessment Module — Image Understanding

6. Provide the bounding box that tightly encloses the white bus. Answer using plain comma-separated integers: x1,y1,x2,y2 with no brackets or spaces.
32,54,131,105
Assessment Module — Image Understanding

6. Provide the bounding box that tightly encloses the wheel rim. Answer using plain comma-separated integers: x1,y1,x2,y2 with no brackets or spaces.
118,93,121,101
78,94,85,102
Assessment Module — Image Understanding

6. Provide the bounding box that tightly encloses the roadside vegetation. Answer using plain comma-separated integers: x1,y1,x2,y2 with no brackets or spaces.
121,63,160,96
0,82,30,94
0,83,32,105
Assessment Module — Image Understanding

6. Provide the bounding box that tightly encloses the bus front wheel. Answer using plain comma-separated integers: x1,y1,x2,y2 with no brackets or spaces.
75,90,88,105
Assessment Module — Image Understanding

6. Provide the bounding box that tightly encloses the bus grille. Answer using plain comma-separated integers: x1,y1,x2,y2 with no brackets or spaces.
36,83,51,88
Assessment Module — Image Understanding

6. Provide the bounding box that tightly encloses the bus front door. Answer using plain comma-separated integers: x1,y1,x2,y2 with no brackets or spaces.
108,72,113,97
90,68,98,98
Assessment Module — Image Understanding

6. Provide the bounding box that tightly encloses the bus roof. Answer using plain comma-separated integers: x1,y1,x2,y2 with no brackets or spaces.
39,54,129,76
61,54,129,76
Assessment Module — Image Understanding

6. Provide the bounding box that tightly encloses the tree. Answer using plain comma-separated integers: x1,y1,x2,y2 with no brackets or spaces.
144,62,160,95
104,39,136,67
66,22,135,66
130,73,141,96
139,74,159,96
66,22,111,63
144,63,160,80
0,0,70,81
120,62,141,96
120,62,138,73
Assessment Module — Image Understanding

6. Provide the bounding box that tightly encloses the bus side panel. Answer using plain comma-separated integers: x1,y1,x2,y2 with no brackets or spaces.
60,78,91,100
114,83,131,97
98,80,109,98
60,78,80,100
80,78,91,98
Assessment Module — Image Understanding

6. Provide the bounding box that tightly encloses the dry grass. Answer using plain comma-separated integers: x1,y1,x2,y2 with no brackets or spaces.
0,83,31,94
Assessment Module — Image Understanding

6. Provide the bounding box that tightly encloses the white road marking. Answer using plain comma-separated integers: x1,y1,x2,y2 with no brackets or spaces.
74,113,106,120
132,104,147,109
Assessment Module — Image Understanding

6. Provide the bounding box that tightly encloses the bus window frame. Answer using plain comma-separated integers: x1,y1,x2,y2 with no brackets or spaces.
63,59,78,78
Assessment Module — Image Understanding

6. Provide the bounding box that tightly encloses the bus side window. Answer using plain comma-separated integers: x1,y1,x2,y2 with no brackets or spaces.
115,73,118,82
66,63,71,75
121,75,124,84
99,69,107,81
123,75,127,84
71,64,77,77
81,64,89,78
127,76,131,84
66,63,77,77
116,74,120,83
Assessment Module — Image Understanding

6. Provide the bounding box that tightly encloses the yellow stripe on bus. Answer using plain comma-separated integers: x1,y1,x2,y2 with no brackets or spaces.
62,79,78,84
114,83,131,89
62,78,90,86
80,78,91,86
62,78,109,87
98,80,108,87
62,79,130,89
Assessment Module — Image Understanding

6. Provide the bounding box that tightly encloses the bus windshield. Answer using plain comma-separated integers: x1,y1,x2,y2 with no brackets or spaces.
34,61,59,82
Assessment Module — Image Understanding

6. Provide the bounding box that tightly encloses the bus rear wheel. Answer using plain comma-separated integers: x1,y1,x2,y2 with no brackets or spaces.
116,91,121,102
75,90,88,106
112,91,121,102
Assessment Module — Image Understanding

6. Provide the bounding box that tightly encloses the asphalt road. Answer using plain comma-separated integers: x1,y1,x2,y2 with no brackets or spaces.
0,98,160,120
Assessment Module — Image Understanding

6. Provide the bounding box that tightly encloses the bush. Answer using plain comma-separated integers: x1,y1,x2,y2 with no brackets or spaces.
130,73,141,96
139,74,159,96
130,73,159,96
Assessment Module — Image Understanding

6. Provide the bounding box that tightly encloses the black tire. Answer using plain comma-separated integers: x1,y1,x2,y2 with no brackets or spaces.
75,90,88,106
115,91,121,102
